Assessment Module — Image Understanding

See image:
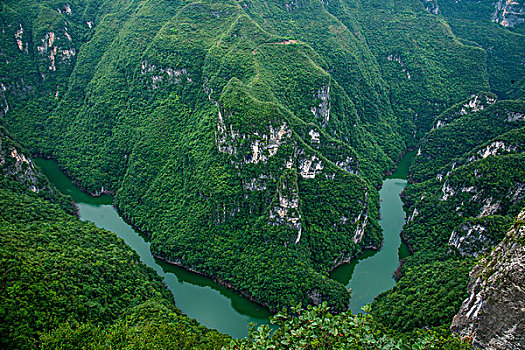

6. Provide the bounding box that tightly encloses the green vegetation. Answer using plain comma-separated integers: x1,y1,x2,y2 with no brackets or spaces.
0,146,229,349
411,100,525,182
372,260,472,332
0,0,524,347
0,127,75,213
1,0,505,312
229,303,471,349
378,96,524,333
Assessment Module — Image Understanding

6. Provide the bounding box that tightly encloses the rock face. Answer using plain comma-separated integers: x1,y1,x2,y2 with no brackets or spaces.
451,209,525,349
493,0,525,27
423,0,439,14
434,93,497,130
0,131,42,192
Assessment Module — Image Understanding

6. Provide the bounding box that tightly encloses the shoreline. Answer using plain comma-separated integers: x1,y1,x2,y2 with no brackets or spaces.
37,149,415,314
35,154,275,314
34,153,117,197
152,253,275,313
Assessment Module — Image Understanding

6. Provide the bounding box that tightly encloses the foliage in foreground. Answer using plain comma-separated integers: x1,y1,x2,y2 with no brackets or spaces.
40,301,229,350
229,303,471,350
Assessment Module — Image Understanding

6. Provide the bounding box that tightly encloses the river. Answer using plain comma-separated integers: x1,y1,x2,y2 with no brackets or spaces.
35,158,272,339
330,151,414,313
36,151,413,336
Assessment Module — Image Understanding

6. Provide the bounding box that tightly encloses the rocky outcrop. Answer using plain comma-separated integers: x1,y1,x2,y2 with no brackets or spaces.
434,93,497,130
493,0,525,27
140,60,192,89
36,30,77,72
0,136,41,193
268,170,303,243
216,108,292,164
310,85,331,127
451,209,525,349
422,0,439,14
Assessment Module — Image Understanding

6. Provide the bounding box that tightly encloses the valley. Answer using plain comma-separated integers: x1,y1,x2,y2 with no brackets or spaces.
0,0,524,348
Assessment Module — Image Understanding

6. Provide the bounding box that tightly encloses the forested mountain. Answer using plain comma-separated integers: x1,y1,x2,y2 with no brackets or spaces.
372,90,524,344
0,130,229,349
0,0,524,348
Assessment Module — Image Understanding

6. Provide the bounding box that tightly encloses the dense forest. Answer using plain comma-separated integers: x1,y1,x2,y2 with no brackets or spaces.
0,0,524,348
0,129,229,349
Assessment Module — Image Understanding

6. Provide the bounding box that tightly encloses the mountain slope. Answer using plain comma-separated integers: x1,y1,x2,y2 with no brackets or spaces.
373,100,524,340
0,0,519,311
0,130,228,349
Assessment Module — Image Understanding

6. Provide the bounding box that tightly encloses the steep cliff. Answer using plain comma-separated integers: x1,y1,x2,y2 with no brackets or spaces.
492,0,525,28
451,209,525,350
373,103,525,333
0,127,74,213
0,0,522,313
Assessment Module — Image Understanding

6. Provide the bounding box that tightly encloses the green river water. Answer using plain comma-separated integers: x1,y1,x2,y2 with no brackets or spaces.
330,151,414,313
36,151,414,337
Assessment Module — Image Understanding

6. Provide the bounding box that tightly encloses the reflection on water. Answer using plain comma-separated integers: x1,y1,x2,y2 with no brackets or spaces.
35,158,271,338
330,151,414,313
36,149,414,332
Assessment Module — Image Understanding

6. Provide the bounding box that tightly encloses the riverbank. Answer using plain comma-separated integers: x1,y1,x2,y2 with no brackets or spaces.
329,151,415,313
35,158,272,338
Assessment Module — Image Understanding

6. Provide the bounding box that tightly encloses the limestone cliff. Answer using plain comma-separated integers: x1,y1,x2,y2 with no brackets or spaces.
451,208,525,349
0,128,75,213
493,0,525,27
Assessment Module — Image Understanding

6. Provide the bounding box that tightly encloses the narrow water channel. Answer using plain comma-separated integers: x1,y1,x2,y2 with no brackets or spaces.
36,151,414,335
35,158,272,339
330,151,414,313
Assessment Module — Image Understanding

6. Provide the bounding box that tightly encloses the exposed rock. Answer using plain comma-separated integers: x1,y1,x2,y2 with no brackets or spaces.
451,209,525,349
14,24,24,51
423,0,439,14
493,0,525,27
37,32,76,71
441,181,455,201
478,197,501,218
477,141,517,159
298,154,323,179
335,156,358,174
434,93,497,130
509,183,525,203
449,223,489,257
243,174,269,191
1,138,41,193
310,85,330,126
268,171,302,243
408,207,419,222
352,191,369,244
439,137,521,183
216,109,292,165
507,111,525,123
309,129,320,143
0,83,9,115
141,60,191,89
386,54,411,79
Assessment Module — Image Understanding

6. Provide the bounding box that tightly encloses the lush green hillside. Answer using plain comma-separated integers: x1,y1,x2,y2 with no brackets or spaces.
1,2,524,347
411,98,525,182
422,0,525,98
374,101,525,334
371,3,525,328
1,0,505,312
0,127,75,213
0,138,229,349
